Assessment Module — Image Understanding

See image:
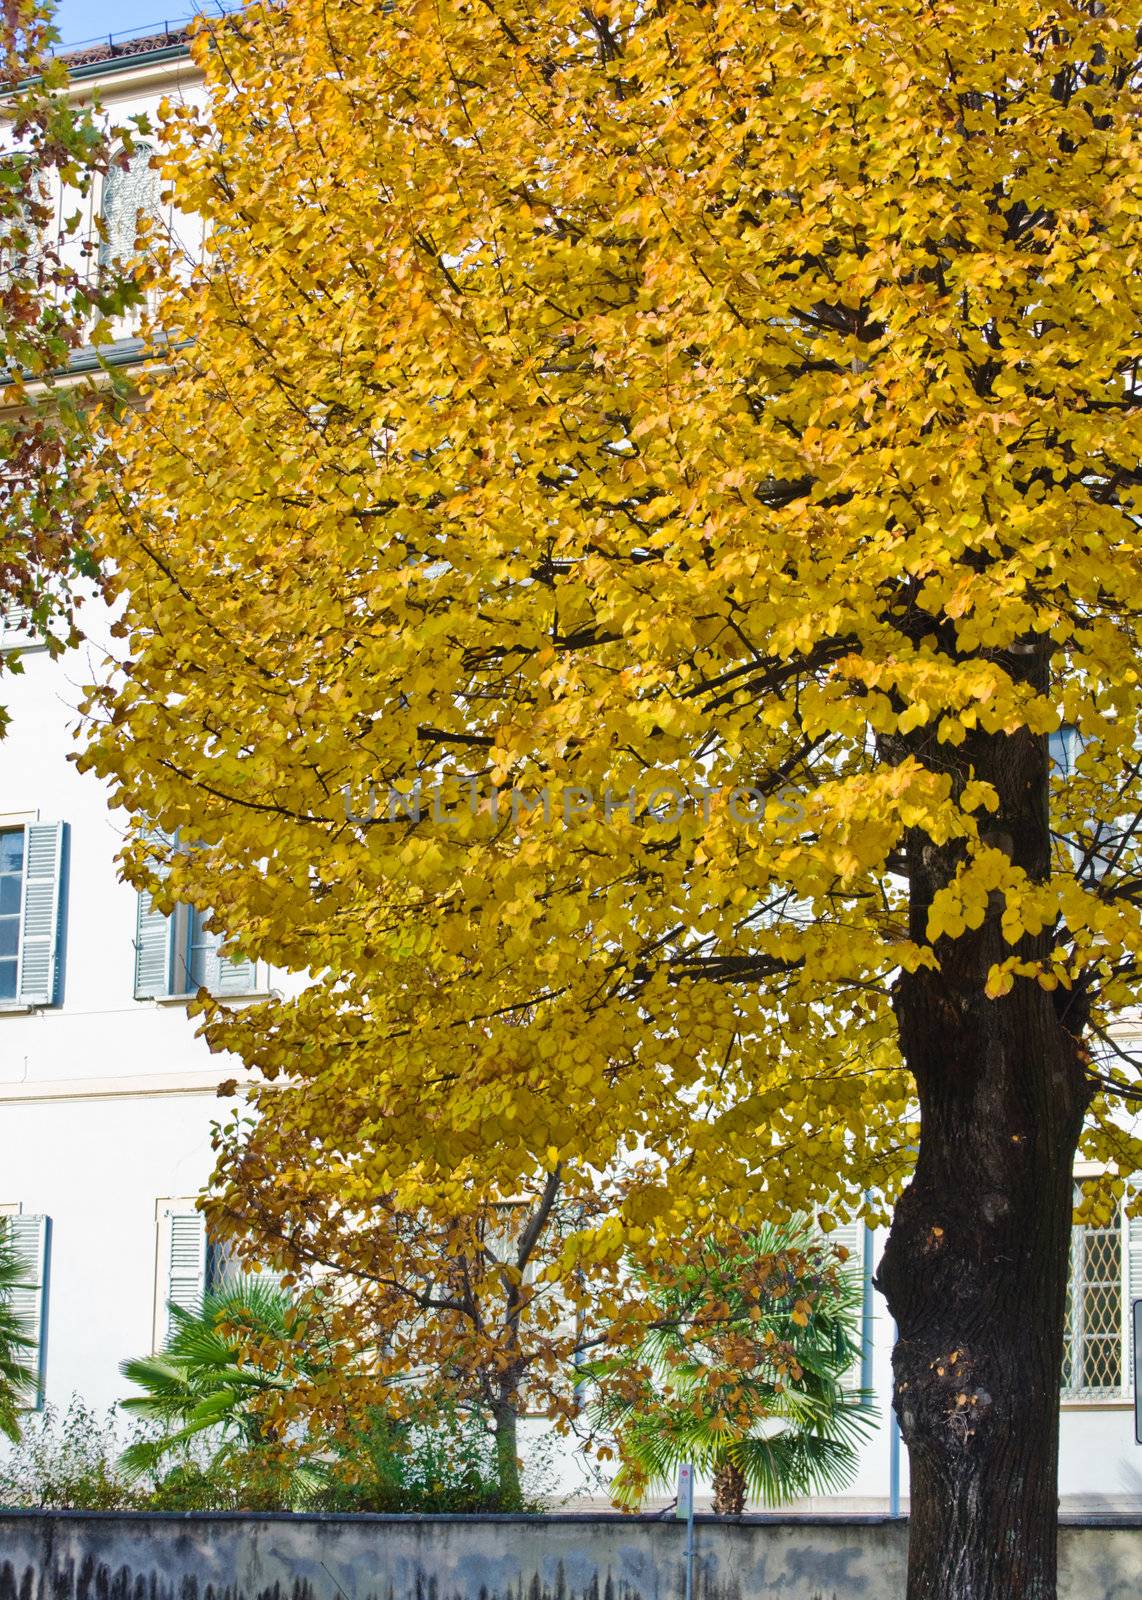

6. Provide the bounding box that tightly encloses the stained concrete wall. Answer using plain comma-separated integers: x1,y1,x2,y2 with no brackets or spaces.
0,1511,1138,1600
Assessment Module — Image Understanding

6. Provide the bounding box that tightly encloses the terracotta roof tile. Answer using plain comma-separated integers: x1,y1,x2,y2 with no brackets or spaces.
56,28,192,70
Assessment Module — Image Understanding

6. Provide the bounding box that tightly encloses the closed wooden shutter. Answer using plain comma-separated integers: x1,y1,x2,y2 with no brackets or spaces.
6,1213,50,1408
165,1209,206,1342
17,823,65,1007
814,1218,867,1394
134,828,177,999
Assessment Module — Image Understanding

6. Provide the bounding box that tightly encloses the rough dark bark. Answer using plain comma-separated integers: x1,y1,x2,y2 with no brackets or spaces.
712,1459,747,1516
876,702,1092,1599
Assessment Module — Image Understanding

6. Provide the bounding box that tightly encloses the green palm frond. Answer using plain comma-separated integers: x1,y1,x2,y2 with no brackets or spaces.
730,1431,862,1505
587,1218,877,1512
118,1274,325,1486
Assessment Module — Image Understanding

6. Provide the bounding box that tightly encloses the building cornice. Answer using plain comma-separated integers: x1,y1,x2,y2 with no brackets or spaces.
66,51,201,103
0,1067,255,1104
5,36,200,102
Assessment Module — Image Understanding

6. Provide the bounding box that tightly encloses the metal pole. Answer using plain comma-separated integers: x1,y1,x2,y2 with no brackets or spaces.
860,1222,875,1398
677,1462,695,1600
889,1316,901,1517
685,1479,695,1600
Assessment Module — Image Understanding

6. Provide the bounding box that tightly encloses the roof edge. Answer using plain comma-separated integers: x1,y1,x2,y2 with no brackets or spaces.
63,40,195,83
3,32,195,95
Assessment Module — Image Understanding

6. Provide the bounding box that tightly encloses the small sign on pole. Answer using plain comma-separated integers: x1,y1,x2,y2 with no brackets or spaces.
676,1461,694,1520
1134,1300,1141,1447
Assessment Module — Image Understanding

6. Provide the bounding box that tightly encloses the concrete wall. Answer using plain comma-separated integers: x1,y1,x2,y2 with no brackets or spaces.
0,1512,1138,1600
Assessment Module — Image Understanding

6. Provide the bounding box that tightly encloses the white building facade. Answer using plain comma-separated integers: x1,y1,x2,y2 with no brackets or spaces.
0,26,1139,1515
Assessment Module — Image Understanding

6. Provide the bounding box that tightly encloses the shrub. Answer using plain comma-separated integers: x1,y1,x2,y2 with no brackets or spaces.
0,1399,140,1510
0,1394,544,1513
310,1406,514,1514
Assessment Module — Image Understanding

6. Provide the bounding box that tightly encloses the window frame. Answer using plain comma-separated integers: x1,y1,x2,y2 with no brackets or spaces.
134,830,264,1003
0,606,48,656
97,140,161,273
0,819,65,1012
1061,1170,1137,1408
0,824,25,1003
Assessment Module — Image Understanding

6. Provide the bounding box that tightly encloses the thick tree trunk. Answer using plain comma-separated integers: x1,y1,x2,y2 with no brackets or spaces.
492,1398,523,1510
712,1458,747,1516
877,716,1092,1600
879,973,1087,1598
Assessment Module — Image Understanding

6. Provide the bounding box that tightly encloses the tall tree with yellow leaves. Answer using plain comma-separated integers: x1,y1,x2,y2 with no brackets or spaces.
82,3,1142,1595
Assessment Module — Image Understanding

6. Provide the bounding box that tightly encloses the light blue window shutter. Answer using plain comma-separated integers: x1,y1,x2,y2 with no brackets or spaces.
215,937,257,997
166,1210,206,1342
6,1214,50,1408
134,888,173,999
181,906,256,998
17,822,64,1007
134,828,175,999
819,1219,867,1393
194,910,257,997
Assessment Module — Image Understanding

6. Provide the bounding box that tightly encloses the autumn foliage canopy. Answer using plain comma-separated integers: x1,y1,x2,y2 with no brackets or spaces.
81,0,1142,1578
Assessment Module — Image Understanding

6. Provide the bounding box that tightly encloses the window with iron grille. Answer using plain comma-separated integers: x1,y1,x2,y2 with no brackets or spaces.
1063,1209,1124,1398
99,145,159,270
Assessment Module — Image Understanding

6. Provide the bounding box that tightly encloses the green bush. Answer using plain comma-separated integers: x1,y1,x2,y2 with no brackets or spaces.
0,1394,543,1513
310,1406,517,1514
0,1397,293,1511
0,1399,142,1510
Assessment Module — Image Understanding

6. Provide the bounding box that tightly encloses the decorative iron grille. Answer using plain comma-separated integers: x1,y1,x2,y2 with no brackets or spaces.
1062,1214,1123,1398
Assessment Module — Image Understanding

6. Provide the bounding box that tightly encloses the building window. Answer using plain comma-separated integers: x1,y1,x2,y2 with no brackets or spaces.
0,822,66,1008
0,606,41,654
0,157,48,286
134,828,259,1001
175,902,240,996
0,829,24,1000
1062,1188,1142,1402
1063,1212,1123,1397
98,143,159,270
154,1201,261,1351
1049,724,1134,885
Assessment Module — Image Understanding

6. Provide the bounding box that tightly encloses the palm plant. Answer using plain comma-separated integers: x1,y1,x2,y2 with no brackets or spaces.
118,1274,330,1500
0,1221,37,1442
586,1221,875,1513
